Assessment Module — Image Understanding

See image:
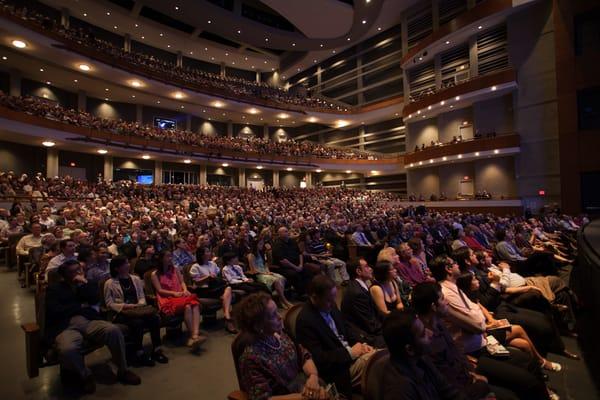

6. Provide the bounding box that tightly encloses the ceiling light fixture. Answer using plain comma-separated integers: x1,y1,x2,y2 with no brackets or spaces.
222,163,229,167
174,92,184,99
212,100,225,108
362,20,367,24
316,169,322,173
42,141,55,147
130,80,142,87
256,165,263,169
346,170,352,174
142,155,150,159
491,86,497,91
286,167,293,171
11,40,26,48
97,149,108,154
78,64,90,71
455,96,460,100
183,159,192,164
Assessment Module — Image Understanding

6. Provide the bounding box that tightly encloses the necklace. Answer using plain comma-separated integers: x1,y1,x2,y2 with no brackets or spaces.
261,334,282,351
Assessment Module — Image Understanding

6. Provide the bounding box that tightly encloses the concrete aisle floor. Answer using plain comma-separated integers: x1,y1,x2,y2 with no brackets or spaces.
0,268,598,399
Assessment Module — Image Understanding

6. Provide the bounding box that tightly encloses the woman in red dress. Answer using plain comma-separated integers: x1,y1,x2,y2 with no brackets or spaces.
151,250,206,350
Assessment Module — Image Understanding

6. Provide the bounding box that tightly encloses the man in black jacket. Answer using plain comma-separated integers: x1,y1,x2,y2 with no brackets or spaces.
340,259,385,348
296,275,375,398
45,260,140,393
381,310,465,400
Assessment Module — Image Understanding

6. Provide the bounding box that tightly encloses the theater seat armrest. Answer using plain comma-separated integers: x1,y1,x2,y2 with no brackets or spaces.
21,323,41,378
227,390,248,400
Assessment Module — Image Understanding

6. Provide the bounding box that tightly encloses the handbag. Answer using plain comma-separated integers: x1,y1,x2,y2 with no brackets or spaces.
120,304,157,319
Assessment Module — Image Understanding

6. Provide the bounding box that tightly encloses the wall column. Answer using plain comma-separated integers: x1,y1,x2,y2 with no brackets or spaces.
9,68,21,97
356,55,365,105
316,67,322,95
154,160,163,184
177,51,183,67
220,62,226,77
238,168,245,188
263,124,269,140
77,90,87,112
186,114,192,131
136,104,143,123
272,170,279,188
103,156,113,182
359,175,366,190
469,35,478,79
199,165,207,185
358,125,366,151
60,8,69,28
124,33,131,52
46,148,59,178
434,54,442,90
256,71,261,83
305,172,312,188
227,120,233,138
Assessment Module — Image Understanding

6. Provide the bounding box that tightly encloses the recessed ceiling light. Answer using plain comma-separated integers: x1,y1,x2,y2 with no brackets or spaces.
175,6,179,10
264,60,267,64
237,30,241,34
458,154,463,159
222,113,226,116
244,57,248,60
292,43,296,46
207,20,212,24
174,92,184,99
189,51,193,55
478,25,483,29
142,155,150,159
131,95,135,98
83,13,87,17
141,36,145,39
232,62,235,65
1,56,6,60
346,170,352,173
378,27,382,31
113,26,118,29
443,156,447,161
441,100,445,105
419,57,423,61
429,159,434,163
180,105,184,109
428,106,432,110
211,57,215,60
97,149,108,154
265,38,269,42
450,105,454,108
222,163,229,167
106,12,110,16
12,40,26,48
247,108,259,114
313,59,317,63
135,24,138,27
73,79,78,83
203,109,206,113
251,66,255,69
494,149,499,154
42,141,55,147
205,47,208,51
225,52,229,56
491,86,497,91
362,20,367,24
455,96,460,100
286,167,293,171
256,165,263,169
159,33,163,37
130,80,142,87
156,100,161,104
78,64,91,71
320,44,323,47
46,81,51,85
316,169,322,173
475,152,480,156
183,159,191,164
212,100,225,108
347,37,351,41
39,68,44,72
104,98,109,101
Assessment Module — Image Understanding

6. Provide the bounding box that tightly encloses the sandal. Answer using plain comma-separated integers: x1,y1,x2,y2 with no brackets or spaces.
541,359,562,372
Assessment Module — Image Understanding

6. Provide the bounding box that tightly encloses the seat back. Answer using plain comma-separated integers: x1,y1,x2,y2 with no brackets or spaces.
7,232,26,268
182,263,195,289
231,332,254,391
143,269,157,304
362,349,389,400
283,303,303,341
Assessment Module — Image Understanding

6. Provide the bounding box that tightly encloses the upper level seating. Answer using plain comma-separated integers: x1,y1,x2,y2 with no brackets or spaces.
0,0,348,113
0,93,376,160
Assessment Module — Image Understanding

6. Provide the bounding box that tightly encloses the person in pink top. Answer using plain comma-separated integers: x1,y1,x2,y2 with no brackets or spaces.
396,243,435,287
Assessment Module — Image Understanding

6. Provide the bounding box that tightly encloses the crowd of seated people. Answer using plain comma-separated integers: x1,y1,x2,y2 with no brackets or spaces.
412,131,499,153
0,0,347,113
0,168,588,398
408,190,494,202
0,92,375,160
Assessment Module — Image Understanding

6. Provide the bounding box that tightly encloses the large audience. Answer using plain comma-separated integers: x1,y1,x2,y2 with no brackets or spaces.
0,0,348,113
0,168,588,399
0,92,375,160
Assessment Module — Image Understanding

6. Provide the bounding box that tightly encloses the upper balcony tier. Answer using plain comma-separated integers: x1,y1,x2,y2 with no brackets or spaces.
403,68,517,119
404,133,520,169
0,100,403,173
401,0,536,69
0,5,350,115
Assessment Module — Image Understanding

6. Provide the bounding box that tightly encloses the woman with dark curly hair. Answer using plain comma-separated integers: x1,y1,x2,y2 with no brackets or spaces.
235,293,330,400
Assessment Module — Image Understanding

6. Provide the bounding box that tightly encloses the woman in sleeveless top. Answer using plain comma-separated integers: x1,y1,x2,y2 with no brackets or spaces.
151,250,206,351
247,239,293,309
369,261,405,316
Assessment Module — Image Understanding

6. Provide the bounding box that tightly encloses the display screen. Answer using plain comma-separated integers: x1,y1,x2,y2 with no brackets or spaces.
137,175,153,184
154,117,176,130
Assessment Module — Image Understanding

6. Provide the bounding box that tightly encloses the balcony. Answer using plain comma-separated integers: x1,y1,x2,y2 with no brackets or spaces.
0,106,403,172
404,133,520,168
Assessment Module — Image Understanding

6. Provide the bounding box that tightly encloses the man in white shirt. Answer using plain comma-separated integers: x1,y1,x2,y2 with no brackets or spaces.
16,223,45,257
45,239,78,280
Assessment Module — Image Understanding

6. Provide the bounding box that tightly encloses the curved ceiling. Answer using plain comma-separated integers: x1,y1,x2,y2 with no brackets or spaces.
259,0,353,39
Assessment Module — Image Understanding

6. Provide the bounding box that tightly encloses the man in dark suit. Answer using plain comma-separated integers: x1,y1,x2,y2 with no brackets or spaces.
341,259,386,348
296,275,376,398
45,260,140,393
381,310,464,400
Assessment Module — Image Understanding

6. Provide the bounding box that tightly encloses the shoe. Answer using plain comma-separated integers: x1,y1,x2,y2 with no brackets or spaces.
541,359,562,372
191,335,208,352
117,369,141,385
134,353,155,367
152,349,169,364
548,388,560,400
81,375,96,394
561,350,580,360
225,319,238,334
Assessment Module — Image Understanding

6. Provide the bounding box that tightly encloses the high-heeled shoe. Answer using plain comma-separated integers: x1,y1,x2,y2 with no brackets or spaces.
561,350,580,360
